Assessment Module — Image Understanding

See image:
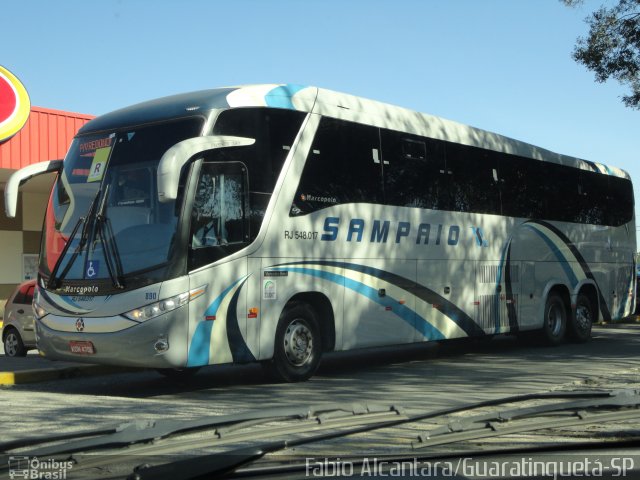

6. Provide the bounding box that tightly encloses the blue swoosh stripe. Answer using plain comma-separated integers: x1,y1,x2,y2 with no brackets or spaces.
187,277,246,367
531,220,612,322
265,84,306,109
187,322,215,367
275,267,445,340
226,284,256,363
271,260,484,337
523,225,579,287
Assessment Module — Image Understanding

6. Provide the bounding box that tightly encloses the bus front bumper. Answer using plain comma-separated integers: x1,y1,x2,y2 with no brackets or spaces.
34,310,189,368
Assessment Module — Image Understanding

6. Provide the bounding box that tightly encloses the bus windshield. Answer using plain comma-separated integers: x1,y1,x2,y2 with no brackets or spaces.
41,118,203,291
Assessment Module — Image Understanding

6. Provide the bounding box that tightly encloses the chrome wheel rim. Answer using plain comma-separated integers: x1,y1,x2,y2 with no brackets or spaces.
283,320,313,367
547,303,563,337
5,333,18,356
576,304,591,331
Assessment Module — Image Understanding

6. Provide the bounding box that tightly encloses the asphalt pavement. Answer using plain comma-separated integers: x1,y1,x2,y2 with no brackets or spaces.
0,344,135,385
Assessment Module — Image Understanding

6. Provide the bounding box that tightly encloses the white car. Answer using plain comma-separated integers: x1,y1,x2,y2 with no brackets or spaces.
2,280,36,357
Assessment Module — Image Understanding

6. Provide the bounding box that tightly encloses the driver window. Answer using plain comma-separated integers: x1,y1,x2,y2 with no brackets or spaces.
190,163,246,249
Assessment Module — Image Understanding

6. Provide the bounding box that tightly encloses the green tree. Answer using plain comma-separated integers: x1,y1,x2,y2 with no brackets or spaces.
564,0,640,109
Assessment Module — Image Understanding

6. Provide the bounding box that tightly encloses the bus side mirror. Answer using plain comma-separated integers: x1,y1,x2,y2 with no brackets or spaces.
157,135,255,203
4,159,63,218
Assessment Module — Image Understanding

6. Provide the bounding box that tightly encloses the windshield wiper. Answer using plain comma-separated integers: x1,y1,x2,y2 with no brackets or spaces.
94,184,125,289
47,187,102,289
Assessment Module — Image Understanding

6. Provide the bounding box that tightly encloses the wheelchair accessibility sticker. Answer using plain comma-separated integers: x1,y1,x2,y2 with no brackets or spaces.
85,260,100,279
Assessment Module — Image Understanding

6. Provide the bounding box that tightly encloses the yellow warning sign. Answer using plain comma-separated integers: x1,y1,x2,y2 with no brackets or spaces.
87,146,111,182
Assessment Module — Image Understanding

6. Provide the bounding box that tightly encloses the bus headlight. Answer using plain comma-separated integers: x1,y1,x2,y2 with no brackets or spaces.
124,292,189,321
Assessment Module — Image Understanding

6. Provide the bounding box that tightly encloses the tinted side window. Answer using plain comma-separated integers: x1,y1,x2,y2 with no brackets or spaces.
213,108,305,192
24,286,35,305
213,108,305,236
500,155,547,219
291,117,633,227
381,129,445,209
12,291,26,305
607,176,634,226
12,284,33,305
499,155,630,226
576,170,607,225
502,157,587,222
544,162,582,223
291,118,382,216
444,142,501,214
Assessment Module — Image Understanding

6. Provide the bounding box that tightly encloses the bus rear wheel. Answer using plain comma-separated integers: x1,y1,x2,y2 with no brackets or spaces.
540,293,567,346
267,303,322,383
568,293,594,343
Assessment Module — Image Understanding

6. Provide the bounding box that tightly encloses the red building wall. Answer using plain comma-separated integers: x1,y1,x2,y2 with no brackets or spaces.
0,106,95,300
0,106,94,169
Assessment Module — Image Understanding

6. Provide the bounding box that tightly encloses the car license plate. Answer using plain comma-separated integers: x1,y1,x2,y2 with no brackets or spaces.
69,340,95,355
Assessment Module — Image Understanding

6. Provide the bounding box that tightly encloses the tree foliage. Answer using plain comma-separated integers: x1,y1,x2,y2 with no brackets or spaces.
564,0,640,109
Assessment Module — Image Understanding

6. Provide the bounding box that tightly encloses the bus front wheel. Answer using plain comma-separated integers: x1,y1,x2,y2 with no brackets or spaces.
540,293,567,345
267,303,322,383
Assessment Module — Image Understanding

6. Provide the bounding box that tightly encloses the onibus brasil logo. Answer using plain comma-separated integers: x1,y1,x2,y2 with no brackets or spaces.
0,66,30,143
8,456,73,479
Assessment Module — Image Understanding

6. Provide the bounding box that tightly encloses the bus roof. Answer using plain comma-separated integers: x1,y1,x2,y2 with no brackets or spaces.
78,84,629,180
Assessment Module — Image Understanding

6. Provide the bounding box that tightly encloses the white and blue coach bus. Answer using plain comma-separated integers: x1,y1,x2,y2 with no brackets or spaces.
4,84,636,381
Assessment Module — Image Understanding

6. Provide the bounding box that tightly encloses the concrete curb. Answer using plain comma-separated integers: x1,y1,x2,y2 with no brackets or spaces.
0,365,140,385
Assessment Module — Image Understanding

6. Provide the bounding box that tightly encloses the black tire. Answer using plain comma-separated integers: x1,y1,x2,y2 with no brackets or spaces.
156,367,201,379
568,293,594,343
3,328,27,357
266,303,322,383
540,293,567,345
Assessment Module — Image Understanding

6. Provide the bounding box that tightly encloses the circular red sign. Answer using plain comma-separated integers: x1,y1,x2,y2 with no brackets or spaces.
0,66,30,142
0,75,17,122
